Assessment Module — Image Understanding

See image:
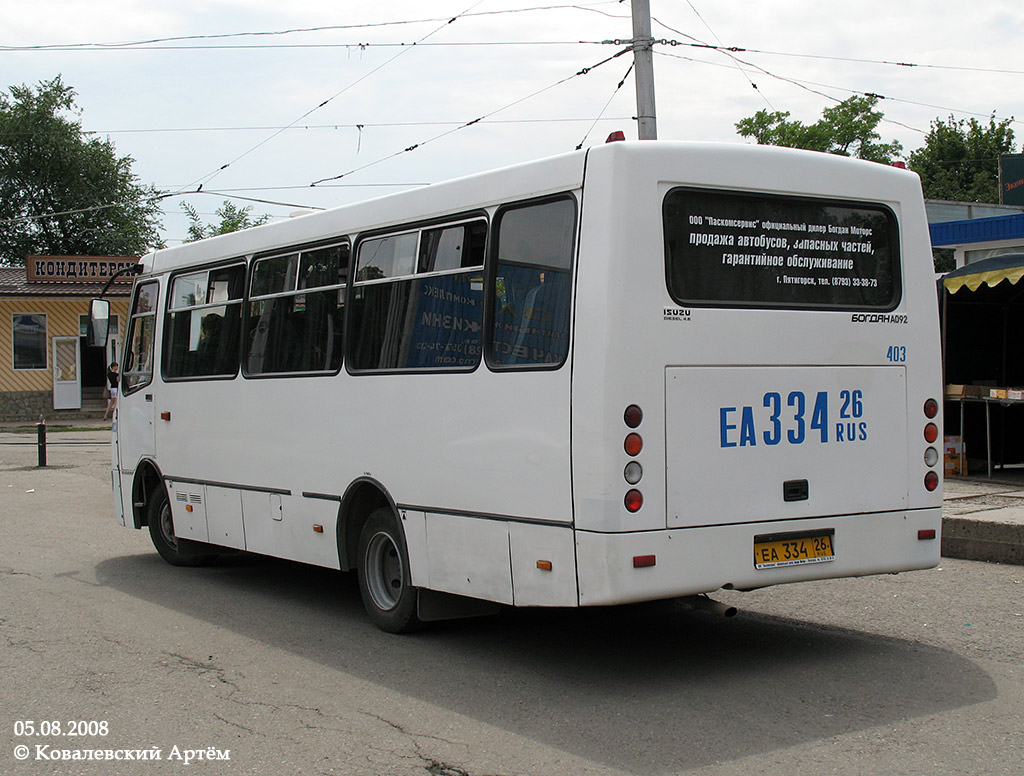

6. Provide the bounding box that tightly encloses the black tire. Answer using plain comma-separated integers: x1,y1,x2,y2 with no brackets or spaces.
356,508,422,633
147,486,218,567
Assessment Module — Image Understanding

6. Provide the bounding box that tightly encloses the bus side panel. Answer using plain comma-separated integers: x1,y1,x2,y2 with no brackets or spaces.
425,513,513,605
151,368,573,572
406,515,579,606
111,468,126,527
896,191,945,511
166,481,209,542
118,471,138,528
570,146,662,534
509,522,578,606
402,510,429,588
205,486,246,550
240,491,340,569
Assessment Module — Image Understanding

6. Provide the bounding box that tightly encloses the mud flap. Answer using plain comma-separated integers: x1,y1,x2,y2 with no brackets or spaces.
417,588,501,622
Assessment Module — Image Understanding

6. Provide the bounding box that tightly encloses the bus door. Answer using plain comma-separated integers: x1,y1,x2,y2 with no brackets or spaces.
118,280,160,477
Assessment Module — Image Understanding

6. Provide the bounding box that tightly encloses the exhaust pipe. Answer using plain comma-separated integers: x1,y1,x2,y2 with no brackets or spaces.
683,594,738,618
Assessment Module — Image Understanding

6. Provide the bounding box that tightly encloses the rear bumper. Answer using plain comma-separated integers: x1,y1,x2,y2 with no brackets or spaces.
575,508,942,606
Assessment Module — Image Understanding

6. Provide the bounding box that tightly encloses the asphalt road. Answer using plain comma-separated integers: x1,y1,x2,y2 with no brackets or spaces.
1,430,1022,776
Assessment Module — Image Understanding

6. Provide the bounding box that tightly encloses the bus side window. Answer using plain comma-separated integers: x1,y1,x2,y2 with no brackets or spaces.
164,264,245,380
488,197,576,369
246,242,348,375
349,222,484,372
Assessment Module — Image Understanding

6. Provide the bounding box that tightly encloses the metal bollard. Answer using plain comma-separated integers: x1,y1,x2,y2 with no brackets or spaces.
36,418,46,467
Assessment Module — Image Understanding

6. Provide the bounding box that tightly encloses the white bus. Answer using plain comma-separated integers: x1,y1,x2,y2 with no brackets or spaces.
97,140,943,632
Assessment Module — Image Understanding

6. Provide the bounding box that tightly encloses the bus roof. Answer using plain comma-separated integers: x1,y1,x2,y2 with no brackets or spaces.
144,145,590,275
142,140,920,275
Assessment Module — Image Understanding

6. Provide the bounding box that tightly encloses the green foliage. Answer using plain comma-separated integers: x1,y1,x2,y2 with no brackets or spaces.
932,248,956,273
735,95,903,164
907,115,1016,203
182,200,270,243
0,76,163,266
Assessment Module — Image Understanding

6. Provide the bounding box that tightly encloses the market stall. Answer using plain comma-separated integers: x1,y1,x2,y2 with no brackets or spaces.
942,253,1024,475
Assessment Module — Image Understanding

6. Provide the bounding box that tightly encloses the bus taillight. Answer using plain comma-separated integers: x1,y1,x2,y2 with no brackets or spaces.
624,433,643,456
923,398,940,492
624,489,643,512
624,461,643,485
623,406,644,510
624,404,643,428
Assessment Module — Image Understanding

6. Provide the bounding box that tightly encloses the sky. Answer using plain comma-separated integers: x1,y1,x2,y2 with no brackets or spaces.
3,0,1023,247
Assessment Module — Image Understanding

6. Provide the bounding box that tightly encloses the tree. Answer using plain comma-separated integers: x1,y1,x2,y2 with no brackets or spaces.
907,115,1016,203
735,95,903,164
182,200,270,242
0,76,163,265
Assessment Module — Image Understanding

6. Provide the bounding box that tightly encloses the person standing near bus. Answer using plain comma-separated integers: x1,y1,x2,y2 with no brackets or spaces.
103,362,119,420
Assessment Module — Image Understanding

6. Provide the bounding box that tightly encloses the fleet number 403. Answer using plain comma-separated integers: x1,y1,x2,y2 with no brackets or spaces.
887,345,907,362
720,390,867,448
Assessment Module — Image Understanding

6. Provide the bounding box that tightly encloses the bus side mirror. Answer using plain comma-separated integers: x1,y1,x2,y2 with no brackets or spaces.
88,298,111,348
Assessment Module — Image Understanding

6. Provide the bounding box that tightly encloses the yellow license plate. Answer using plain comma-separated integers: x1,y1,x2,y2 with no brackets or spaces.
754,531,834,569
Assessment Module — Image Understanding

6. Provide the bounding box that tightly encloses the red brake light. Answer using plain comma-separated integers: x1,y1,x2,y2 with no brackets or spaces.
924,399,939,419
924,423,938,444
924,471,939,491
624,489,643,512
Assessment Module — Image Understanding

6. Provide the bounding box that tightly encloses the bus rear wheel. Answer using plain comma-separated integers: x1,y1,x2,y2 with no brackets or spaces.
357,508,422,633
147,487,218,567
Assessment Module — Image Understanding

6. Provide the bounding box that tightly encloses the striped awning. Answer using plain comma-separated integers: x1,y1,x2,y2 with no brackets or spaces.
943,253,1024,294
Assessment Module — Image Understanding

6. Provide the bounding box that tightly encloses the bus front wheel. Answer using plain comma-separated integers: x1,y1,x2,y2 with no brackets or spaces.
357,508,422,633
147,487,218,567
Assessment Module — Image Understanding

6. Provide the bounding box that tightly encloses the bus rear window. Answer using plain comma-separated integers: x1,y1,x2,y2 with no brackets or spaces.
663,188,900,310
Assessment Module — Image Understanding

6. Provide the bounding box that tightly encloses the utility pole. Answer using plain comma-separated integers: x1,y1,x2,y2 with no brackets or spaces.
631,0,658,140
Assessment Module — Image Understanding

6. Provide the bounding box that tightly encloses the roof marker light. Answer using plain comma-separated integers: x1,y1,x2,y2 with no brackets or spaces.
633,555,656,568
606,131,626,143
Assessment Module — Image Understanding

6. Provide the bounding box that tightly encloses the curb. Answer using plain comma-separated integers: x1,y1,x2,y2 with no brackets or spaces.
942,515,1024,566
